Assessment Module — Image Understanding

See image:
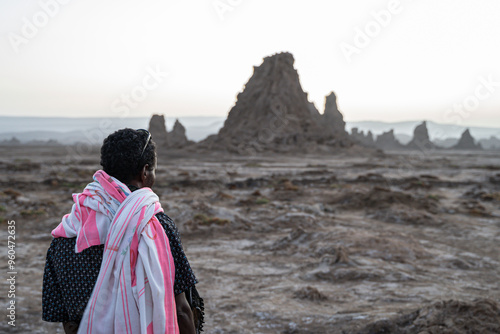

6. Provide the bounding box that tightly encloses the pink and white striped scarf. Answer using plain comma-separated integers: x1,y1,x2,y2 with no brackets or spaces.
52,170,179,334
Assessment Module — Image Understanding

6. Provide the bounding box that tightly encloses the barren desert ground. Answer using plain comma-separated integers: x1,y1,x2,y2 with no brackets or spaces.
0,145,499,333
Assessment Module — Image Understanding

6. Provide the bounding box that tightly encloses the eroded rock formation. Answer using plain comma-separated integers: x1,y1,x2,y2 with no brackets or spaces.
323,92,350,144
452,129,482,150
200,52,353,153
148,115,191,148
479,136,500,150
148,114,168,146
375,129,404,150
168,119,192,148
351,128,375,147
406,121,438,150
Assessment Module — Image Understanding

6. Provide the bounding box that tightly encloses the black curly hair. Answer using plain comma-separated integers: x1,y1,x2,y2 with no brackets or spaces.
100,128,156,184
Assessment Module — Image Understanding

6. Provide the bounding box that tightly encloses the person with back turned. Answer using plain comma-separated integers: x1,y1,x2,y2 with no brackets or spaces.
42,128,204,333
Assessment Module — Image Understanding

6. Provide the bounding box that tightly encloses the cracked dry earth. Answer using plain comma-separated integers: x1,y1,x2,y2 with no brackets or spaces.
0,145,499,333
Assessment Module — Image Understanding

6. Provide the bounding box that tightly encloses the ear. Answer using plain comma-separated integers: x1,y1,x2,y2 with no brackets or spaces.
140,164,150,183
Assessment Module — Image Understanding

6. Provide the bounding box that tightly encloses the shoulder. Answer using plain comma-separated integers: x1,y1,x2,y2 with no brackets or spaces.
155,212,180,235
156,211,175,224
47,236,76,254
46,237,104,262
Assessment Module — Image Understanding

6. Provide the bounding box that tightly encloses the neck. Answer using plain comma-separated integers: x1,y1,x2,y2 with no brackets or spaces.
127,183,141,192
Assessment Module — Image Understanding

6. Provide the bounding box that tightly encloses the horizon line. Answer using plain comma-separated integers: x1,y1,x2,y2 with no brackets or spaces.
0,115,499,130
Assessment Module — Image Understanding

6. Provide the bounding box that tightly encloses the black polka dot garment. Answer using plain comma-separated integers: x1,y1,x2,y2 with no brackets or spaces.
42,212,198,323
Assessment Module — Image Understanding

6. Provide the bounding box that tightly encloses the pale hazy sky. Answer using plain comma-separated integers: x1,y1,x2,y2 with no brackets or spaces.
1,0,500,127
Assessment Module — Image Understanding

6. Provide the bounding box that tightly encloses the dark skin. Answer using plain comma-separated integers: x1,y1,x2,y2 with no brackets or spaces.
129,163,196,334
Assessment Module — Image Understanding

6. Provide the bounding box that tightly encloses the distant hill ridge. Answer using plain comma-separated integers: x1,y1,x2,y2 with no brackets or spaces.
0,116,224,143
346,120,500,139
1,116,499,146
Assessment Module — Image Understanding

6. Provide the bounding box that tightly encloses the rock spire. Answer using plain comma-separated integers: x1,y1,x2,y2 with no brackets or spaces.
200,52,352,153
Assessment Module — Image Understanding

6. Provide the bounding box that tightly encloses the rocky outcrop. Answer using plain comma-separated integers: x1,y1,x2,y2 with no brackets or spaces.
148,114,168,146
451,129,482,150
406,121,438,150
323,92,350,145
1,137,20,145
148,115,192,148
167,119,192,148
351,128,375,147
375,129,404,150
199,52,353,153
358,299,500,334
479,136,500,150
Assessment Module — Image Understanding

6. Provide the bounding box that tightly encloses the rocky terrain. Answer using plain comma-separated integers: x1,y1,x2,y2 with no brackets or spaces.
1,144,499,333
1,52,499,333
